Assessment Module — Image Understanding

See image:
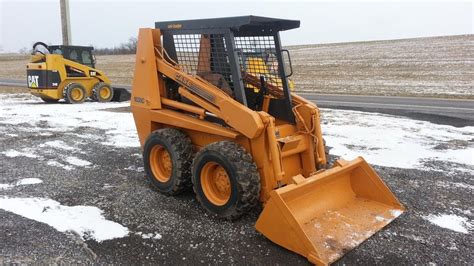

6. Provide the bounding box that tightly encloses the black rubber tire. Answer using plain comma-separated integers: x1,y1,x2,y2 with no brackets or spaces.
40,97,59,103
91,82,114,102
63,83,86,104
143,128,193,195
192,141,261,220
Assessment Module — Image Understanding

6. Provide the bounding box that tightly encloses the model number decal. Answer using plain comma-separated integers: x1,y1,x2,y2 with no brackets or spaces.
134,97,145,103
175,73,215,102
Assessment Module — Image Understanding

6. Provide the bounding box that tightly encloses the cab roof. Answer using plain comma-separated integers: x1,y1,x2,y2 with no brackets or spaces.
155,15,300,34
48,45,94,51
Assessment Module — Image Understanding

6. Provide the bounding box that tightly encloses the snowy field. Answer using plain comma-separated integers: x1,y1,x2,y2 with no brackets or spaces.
291,35,473,98
0,94,472,264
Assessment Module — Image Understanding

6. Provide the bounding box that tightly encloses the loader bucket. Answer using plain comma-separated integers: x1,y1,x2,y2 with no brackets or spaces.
255,157,404,265
112,87,131,102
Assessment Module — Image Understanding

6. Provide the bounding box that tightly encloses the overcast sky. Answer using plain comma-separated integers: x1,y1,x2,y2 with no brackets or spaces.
0,0,472,52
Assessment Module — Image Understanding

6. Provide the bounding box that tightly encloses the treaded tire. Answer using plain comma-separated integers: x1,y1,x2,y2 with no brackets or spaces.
143,128,193,195
63,83,86,104
192,141,261,220
40,97,59,103
91,82,114,102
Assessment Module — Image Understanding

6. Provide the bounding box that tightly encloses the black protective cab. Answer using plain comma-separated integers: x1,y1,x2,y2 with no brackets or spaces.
47,45,96,68
155,15,300,123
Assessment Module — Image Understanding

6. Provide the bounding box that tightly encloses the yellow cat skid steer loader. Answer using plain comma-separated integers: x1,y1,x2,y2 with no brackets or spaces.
26,42,130,103
131,16,405,265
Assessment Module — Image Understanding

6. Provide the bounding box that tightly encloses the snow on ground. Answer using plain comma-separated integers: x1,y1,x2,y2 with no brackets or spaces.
124,165,144,172
40,140,77,151
0,178,43,190
321,108,474,171
15,178,43,185
0,197,129,242
65,156,91,167
436,181,474,191
422,214,473,234
1,93,473,245
2,149,39,158
0,94,139,148
135,232,162,240
46,160,74,171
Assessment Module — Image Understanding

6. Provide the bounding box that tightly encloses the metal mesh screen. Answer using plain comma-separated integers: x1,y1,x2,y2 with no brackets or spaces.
173,34,234,94
235,36,283,90
171,34,284,97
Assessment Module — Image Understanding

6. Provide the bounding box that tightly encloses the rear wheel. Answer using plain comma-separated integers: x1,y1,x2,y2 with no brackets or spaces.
63,83,86,104
143,128,193,195
91,82,114,102
40,97,59,103
192,141,260,220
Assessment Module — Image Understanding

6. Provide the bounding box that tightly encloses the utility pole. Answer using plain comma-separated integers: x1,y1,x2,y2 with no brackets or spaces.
60,0,71,45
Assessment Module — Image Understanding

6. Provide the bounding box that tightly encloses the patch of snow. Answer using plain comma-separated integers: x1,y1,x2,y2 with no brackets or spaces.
47,160,74,171
65,156,91,167
102,183,114,189
16,178,43,185
0,94,139,148
447,242,458,250
322,108,474,169
2,149,39,158
124,165,144,172
40,140,77,151
0,178,43,190
103,128,140,148
135,232,162,240
0,197,129,242
0,184,13,190
423,214,473,234
390,209,403,218
436,181,474,191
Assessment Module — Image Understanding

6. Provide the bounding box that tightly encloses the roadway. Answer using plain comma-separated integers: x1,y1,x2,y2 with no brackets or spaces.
300,93,474,127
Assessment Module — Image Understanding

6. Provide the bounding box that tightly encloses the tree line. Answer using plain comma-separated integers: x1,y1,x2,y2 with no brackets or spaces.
93,37,137,55
15,37,138,55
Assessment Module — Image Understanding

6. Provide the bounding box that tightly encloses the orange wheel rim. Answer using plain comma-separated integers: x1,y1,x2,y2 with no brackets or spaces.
149,145,172,182
71,88,83,101
99,86,111,99
200,162,231,206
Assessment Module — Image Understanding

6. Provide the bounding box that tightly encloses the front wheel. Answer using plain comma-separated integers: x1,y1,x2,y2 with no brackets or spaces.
91,82,114,102
192,141,261,220
143,128,193,195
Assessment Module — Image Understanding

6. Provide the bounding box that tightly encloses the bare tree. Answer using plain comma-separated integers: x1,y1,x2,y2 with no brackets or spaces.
94,37,138,55
18,47,29,54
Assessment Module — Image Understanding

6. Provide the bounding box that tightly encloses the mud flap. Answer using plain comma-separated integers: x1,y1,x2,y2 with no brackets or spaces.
255,157,404,265
112,87,131,102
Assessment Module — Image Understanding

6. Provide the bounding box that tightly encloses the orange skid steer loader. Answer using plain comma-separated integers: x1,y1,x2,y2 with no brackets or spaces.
131,16,404,265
